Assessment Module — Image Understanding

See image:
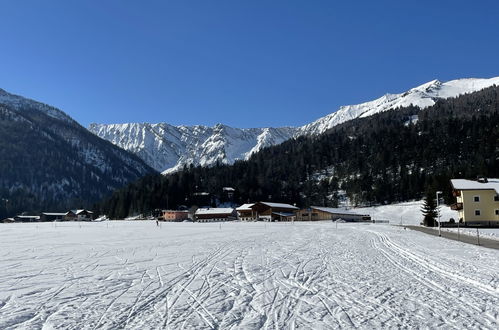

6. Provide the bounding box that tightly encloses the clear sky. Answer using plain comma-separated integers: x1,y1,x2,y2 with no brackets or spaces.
1,0,498,128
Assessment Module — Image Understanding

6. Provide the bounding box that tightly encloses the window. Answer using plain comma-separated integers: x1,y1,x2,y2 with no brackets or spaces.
473,196,480,202
475,210,481,216
495,195,499,202
496,210,499,216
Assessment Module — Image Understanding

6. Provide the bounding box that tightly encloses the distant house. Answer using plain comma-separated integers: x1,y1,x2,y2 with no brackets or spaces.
222,187,236,200
195,208,236,222
40,213,66,222
249,202,299,222
295,206,371,222
162,210,189,222
14,215,40,222
236,203,255,221
66,209,94,221
1,217,15,223
450,177,499,226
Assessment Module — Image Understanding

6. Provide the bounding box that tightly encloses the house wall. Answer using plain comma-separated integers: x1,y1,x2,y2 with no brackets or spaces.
295,209,332,221
295,209,370,221
237,210,254,221
163,211,188,221
458,190,499,223
195,211,236,222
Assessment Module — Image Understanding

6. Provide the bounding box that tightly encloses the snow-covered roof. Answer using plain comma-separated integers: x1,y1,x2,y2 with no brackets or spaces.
451,179,499,194
259,202,299,210
42,213,66,216
195,208,235,215
236,203,255,211
71,209,93,215
16,215,40,219
310,206,369,216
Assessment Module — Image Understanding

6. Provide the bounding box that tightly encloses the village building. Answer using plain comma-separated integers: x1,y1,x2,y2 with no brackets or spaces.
13,215,40,222
162,210,189,222
65,209,94,221
195,208,236,222
40,212,66,222
450,177,499,226
295,206,371,222
236,203,255,221
248,202,299,222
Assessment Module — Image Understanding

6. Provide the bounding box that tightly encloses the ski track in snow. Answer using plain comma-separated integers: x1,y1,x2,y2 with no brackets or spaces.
0,221,497,329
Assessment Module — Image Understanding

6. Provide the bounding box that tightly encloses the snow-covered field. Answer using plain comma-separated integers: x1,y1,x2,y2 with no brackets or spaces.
354,200,459,225
0,221,498,329
355,201,499,240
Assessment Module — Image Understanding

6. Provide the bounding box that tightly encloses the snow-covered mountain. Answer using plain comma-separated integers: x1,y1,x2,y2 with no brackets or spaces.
0,88,75,124
300,77,499,135
88,123,298,173
89,77,499,173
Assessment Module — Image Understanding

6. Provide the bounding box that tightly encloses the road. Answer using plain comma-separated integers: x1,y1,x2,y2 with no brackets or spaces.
407,225,499,250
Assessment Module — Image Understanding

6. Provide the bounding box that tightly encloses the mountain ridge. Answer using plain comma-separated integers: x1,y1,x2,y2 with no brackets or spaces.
89,76,499,173
0,89,156,218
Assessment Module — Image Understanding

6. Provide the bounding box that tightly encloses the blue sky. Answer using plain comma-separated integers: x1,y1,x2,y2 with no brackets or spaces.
1,0,498,128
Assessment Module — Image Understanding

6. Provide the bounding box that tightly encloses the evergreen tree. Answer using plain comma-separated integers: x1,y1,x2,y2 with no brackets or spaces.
421,191,438,227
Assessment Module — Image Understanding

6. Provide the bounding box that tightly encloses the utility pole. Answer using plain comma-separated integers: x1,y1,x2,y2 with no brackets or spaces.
436,191,443,237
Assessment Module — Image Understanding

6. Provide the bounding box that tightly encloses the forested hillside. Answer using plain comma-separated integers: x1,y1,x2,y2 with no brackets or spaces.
100,86,499,218
0,92,156,219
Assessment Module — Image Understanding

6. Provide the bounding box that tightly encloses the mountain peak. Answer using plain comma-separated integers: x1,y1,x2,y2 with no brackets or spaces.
89,76,499,174
300,76,499,135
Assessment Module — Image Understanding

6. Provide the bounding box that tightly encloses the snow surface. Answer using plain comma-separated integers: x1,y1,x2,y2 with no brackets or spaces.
89,77,499,173
0,221,498,329
354,200,499,241
354,200,459,225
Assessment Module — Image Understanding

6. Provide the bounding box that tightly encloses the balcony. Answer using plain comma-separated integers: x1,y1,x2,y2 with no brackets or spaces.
450,202,463,211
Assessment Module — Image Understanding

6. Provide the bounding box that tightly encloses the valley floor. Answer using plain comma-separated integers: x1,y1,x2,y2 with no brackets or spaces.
0,221,498,329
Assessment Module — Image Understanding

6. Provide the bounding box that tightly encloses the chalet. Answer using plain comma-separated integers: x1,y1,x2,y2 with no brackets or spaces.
295,206,371,222
162,210,189,222
40,212,66,222
236,203,255,221
249,202,299,222
1,218,15,223
195,208,236,222
450,177,499,226
66,209,94,221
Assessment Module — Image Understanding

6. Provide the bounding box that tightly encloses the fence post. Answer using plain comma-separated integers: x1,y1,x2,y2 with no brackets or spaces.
476,228,480,246
457,221,460,241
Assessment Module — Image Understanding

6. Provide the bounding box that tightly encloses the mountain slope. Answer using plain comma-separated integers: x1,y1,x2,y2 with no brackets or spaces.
89,77,499,173
300,77,499,134
0,89,156,218
99,85,499,218
88,122,298,173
